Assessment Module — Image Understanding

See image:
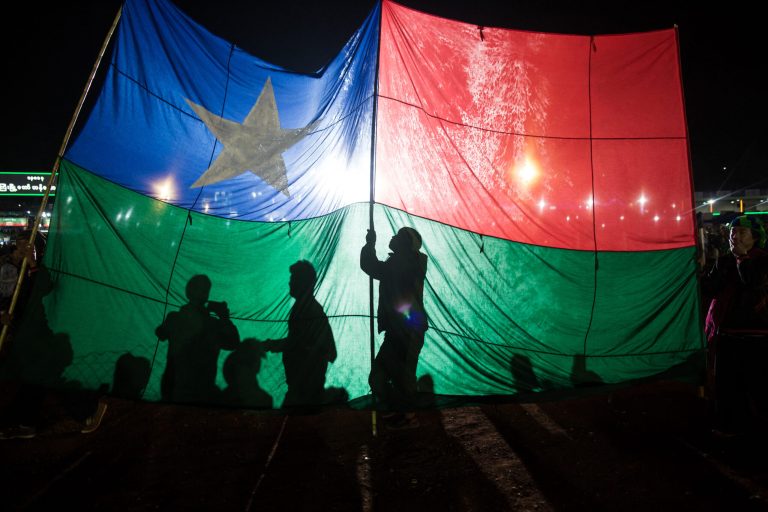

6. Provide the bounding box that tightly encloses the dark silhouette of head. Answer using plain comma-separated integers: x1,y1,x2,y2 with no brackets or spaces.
186,274,211,305
389,227,422,254
289,260,317,299
223,339,266,386
112,352,151,400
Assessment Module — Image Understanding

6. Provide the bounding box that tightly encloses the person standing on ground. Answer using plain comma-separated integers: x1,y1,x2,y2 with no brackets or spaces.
701,215,768,433
263,260,336,408
361,227,428,429
0,231,107,439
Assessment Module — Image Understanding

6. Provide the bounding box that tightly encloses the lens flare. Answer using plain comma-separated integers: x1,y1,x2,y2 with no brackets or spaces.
511,156,540,187
153,177,175,201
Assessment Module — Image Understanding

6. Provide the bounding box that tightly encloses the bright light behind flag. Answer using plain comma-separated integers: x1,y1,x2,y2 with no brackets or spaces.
67,0,379,221
22,0,703,409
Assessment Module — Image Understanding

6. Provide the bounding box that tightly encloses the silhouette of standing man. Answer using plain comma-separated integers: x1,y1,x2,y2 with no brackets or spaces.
264,261,336,408
155,275,239,404
361,227,428,428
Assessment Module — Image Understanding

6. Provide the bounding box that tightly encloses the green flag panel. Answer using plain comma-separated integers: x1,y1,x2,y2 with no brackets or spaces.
7,161,703,407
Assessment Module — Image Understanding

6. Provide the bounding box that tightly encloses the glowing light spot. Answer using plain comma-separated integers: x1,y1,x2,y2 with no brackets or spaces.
203,203,210,213
671,203,677,208
125,208,133,220
601,223,605,228
638,194,648,207
653,215,660,222
66,196,73,204
153,177,175,201
116,212,123,222
513,157,540,186
251,191,257,199
538,199,546,211
566,215,571,222
620,215,625,221
707,199,715,205
585,196,593,209
676,215,681,221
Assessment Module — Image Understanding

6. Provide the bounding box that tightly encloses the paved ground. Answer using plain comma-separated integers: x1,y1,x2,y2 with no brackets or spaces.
2,376,768,511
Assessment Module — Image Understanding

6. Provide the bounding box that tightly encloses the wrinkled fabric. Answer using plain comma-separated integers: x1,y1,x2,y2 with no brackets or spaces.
8,0,704,408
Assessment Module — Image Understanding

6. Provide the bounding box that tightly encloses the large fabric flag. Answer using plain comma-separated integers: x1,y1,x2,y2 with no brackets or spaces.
8,0,701,408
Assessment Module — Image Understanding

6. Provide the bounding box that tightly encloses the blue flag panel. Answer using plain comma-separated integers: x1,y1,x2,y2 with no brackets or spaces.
67,0,379,221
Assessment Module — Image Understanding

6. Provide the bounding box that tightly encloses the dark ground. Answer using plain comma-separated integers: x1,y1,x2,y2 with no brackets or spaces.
2,376,768,512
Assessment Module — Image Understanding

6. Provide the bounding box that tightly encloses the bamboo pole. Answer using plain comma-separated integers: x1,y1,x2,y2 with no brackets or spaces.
0,4,124,353
368,0,383,437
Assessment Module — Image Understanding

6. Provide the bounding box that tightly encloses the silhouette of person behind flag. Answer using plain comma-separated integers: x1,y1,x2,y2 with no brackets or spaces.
361,227,428,429
155,275,239,404
263,261,336,408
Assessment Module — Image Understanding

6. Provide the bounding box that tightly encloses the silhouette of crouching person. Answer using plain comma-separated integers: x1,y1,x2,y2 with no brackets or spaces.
222,339,273,409
263,261,337,408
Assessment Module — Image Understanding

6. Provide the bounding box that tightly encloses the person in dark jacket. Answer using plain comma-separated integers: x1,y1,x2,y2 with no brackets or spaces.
703,216,768,340
701,215,768,432
361,227,428,428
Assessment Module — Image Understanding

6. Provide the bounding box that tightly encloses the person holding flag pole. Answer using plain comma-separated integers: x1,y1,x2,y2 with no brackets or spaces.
0,5,123,354
0,6,122,440
361,226,428,430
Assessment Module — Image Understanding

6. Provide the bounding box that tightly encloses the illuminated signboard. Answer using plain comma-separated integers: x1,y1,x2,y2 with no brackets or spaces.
0,172,56,196
0,217,27,227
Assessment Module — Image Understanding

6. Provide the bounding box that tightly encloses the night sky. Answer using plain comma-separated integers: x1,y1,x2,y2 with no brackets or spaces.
2,0,764,193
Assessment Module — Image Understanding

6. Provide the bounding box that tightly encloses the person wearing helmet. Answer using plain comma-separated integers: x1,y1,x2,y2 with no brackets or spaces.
703,215,768,339
361,227,428,429
701,215,768,433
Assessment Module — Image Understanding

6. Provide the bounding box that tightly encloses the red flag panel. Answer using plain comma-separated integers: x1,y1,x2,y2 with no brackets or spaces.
376,100,597,250
377,1,693,251
591,31,686,139
593,139,694,251
379,1,590,138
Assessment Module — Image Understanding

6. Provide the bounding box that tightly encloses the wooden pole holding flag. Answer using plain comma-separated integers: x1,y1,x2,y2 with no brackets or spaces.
0,5,123,353
368,1,383,437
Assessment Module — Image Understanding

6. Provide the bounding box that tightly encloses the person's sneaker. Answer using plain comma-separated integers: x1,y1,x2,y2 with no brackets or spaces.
0,425,37,440
81,401,108,434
